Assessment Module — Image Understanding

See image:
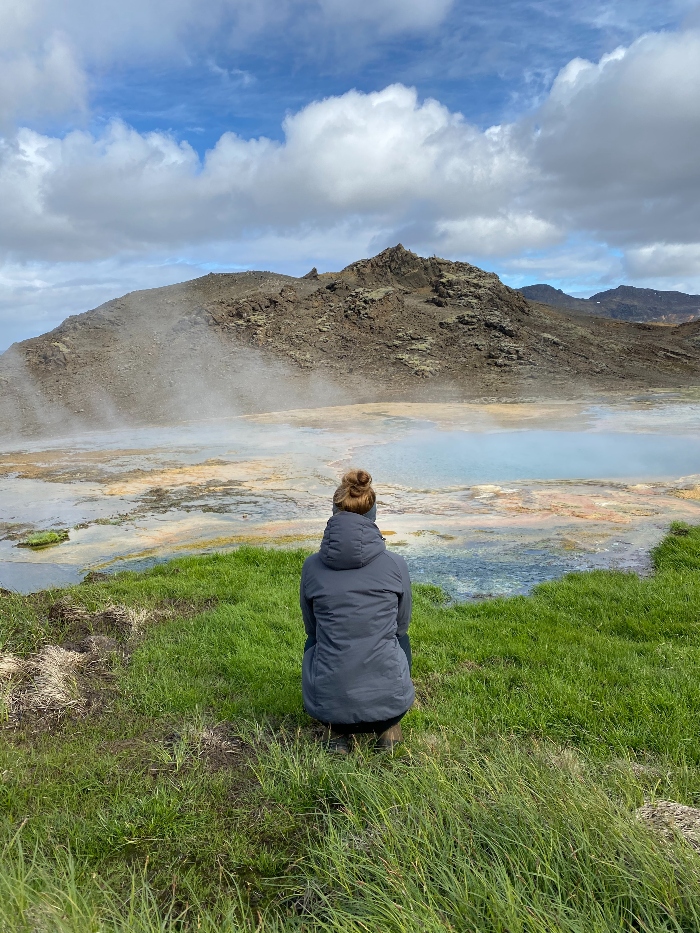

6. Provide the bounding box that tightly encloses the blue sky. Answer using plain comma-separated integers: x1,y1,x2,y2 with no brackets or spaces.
88,1,693,147
1,0,699,349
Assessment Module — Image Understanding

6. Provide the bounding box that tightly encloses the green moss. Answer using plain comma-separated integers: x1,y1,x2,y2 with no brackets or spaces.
17,528,70,548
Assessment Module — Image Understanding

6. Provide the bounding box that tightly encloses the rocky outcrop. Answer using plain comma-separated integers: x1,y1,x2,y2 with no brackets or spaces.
1,245,699,437
204,245,700,383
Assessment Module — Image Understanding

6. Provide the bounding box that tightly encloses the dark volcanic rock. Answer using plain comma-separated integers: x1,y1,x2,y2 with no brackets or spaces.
589,286,700,323
1,245,700,438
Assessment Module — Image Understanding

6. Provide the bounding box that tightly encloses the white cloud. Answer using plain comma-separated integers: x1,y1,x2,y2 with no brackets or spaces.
4,21,699,269
0,0,459,145
433,214,559,256
624,243,700,288
0,0,456,129
530,28,700,244
0,35,85,129
2,23,700,347
0,86,534,261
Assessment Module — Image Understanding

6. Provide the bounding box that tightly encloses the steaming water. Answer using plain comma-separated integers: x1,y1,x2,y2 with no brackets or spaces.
1,393,699,598
359,430,700,486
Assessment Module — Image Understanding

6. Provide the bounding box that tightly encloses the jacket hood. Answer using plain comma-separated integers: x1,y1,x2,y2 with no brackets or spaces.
319,511,386,570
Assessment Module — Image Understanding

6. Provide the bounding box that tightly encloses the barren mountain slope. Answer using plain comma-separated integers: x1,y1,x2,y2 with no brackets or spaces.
589,286,700,323
518,283,700,323
1,246,699,439
516,284,592,313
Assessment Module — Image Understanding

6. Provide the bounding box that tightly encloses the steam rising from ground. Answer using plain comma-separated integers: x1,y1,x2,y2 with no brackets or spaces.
1,398,699,598
0,278,371,443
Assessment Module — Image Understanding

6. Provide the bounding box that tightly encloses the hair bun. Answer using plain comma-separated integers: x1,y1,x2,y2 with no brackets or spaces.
333,468,376,515
342,468,372,497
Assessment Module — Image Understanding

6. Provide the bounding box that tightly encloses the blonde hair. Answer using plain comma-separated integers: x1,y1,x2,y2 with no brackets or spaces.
333,468,376,515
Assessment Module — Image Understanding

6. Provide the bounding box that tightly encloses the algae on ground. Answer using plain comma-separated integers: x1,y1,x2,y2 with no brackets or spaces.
17,529,69,549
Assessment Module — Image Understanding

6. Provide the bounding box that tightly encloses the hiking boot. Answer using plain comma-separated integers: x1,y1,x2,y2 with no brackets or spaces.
374,723,403,752
325,730,351,756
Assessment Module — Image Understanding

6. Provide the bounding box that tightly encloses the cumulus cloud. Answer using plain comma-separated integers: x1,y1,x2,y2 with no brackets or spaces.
530,28,700,245
4,25,700,266
0,86,542,262
2,22,700,349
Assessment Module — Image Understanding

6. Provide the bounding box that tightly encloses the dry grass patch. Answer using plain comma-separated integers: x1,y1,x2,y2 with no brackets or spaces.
1,641,109,725
0,602,152,728
637,800,700,853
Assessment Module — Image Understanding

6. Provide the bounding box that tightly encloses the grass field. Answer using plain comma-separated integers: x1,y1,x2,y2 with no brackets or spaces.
0,523,699,931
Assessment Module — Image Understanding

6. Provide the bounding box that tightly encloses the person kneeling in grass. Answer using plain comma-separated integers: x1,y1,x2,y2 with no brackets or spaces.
300,469,414,754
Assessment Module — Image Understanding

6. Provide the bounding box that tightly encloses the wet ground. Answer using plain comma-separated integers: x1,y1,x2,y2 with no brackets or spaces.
1,392,699,598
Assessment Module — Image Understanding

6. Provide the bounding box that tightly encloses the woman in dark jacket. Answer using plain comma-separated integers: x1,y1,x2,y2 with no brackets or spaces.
300,469,414,753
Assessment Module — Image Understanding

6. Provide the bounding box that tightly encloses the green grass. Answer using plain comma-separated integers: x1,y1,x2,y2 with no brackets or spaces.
16,529,70,549
1,523,700,930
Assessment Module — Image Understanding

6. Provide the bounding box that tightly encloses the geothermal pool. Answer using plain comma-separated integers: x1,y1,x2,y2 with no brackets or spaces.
1,393,699,598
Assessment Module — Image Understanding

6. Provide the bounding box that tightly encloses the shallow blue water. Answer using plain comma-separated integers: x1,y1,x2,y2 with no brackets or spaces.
403,539,652,601
2,401,699,596
0,561,84,592
357,430,700,487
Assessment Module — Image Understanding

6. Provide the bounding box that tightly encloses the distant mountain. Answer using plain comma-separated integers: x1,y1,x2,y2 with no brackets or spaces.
518,284,700,323
516,285,592,314
588,286,700,323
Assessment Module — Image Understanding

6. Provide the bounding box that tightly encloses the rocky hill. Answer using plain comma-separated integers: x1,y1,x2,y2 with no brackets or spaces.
1,245,699,438
516,284,593,314
518,283,700,323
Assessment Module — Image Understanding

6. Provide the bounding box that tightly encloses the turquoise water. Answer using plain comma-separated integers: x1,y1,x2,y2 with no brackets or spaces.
357,430,700,487
1,398,699,596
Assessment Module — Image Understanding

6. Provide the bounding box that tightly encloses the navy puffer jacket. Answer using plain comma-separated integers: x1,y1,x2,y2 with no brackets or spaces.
300,510,415,724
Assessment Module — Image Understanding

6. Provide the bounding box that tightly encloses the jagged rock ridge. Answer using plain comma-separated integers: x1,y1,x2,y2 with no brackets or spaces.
1,245,699,438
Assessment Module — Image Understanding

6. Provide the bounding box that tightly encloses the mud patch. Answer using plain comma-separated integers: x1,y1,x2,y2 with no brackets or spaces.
147,722,255,776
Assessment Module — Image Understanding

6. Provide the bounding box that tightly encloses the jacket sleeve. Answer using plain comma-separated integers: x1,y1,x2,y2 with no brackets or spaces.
299,561,317,639
395,556,412,637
